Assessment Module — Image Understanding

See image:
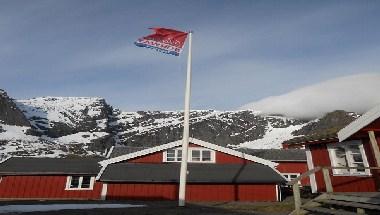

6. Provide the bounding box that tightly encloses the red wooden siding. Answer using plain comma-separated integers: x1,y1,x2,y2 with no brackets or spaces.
107,183,277,201
215,152,253,164
309,142,377,192
0,176,102,199
276,162,309,186
129,151,163,163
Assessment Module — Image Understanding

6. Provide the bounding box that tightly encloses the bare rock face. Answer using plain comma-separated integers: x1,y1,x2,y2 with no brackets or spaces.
291,110,359,137
109,110,307,148
0,89,30,127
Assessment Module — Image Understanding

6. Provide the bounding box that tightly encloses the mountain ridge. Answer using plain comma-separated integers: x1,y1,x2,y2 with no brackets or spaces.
0,89,359,158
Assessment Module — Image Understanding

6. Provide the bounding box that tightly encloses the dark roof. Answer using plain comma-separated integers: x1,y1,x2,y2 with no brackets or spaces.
100,163,286,184
282,133,338,145
237,149,306,161
0,157,103,175
109,146,149,158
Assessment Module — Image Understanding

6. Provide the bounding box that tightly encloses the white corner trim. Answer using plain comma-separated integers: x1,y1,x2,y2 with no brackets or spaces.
338,104,380,142
305,146,317,193
100,183,108,200
106,146,115,158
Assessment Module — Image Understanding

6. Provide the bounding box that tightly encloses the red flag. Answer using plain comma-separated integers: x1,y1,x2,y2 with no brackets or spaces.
135,28,188,56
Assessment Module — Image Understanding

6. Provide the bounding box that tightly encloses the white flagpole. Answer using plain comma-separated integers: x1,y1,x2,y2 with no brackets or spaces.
178,31,192,207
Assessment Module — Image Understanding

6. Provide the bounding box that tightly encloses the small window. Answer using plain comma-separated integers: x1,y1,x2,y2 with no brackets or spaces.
202,150,211,161
69,176,80,188
282,173,301,184
81,176,92,188
190,148,215,163
166,149,176,162
66,176,94,190
328,141,370,175
164,147,215,163
191,150,201,161
164,148,182,162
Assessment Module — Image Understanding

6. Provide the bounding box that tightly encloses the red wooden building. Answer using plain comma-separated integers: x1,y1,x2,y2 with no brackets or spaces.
283,105,380,193
0,158,103,200
98,138,286,201
0,138,287,201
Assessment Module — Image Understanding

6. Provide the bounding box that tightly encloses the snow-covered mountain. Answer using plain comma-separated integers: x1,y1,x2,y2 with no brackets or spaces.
0,89,359,158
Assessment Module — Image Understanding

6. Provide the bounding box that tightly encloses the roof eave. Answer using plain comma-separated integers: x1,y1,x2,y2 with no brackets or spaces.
338,104,380,142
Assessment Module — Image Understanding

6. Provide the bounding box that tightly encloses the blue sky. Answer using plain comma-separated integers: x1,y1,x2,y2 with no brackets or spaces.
1,0,380,111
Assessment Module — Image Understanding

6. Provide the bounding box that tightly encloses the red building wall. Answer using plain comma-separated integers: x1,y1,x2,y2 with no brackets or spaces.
129,151,163,163
0,175,102,200
106,183,278,201
309,143,377,192
276,162,309,186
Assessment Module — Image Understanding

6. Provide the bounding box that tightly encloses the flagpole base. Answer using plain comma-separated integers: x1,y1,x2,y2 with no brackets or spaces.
178,199,185,207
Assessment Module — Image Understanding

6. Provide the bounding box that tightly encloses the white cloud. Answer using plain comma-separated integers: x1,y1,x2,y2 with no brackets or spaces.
240,73,380,119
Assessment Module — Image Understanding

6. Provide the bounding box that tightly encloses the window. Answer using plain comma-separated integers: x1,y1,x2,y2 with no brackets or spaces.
164,148,182,162
189,148,215,163
191,150,201,161
164,147,215,163
282,173,301,184
328,141,370,175
66,176,94,190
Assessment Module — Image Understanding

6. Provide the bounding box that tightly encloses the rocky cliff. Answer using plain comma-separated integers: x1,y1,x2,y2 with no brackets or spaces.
0,89,360,158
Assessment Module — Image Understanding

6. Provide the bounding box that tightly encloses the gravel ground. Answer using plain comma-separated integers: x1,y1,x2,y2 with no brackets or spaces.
0,197,297,215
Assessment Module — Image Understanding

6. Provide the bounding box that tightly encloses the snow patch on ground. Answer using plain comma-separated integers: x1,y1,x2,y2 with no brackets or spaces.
0,204,145,213
0,124,38,141
58,132,109,144
16,97,105,127
0,123,106,158
238,122,307,149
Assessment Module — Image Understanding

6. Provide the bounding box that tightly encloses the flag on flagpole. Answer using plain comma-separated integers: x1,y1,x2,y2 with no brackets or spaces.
134,27,188,56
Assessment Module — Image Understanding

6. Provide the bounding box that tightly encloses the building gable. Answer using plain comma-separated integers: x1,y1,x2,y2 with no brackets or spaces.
97,138,280,180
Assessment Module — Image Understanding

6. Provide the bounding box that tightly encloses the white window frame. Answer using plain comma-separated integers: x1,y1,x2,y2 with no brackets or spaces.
163,147,215,163
65,176,95,190
163,148,183,162
282,173,301,184
327,140,370,176
189,147,215,163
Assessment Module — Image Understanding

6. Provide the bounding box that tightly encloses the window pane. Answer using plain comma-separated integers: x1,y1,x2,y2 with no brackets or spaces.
167,149,175,157
348,145,361,154
202,151,211,161
352,154,364,163
192,150,201,161
166,157,175,161
290,175,298,179
177,150,182,161
70,176,80,188
166,149,175,161
334,147,348,167
81,176,91,188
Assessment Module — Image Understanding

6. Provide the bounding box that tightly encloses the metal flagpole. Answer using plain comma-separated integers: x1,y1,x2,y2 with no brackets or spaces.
178,31,192,207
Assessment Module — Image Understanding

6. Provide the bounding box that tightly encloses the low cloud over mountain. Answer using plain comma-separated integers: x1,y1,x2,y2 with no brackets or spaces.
240,73,380,119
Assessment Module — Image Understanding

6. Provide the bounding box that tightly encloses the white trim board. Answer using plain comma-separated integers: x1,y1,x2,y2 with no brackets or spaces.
338,104,380,142
305,146,317,193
